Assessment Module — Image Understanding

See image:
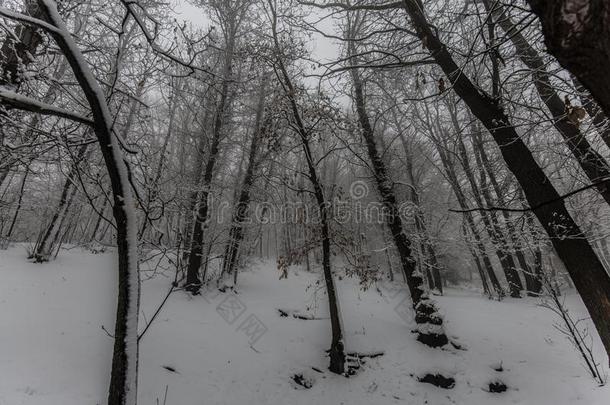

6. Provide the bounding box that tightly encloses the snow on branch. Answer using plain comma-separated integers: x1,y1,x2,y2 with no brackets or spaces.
0,89,94,125
118,0,216,77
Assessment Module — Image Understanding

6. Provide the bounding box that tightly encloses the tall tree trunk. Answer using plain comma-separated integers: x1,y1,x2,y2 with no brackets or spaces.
493,1,610,206
402,0,610,361
399,123,443,293
222,79,267,279
180,89,215,267
186,32,236,294
348,35,448,346
34,2,141,403
270,4,346,373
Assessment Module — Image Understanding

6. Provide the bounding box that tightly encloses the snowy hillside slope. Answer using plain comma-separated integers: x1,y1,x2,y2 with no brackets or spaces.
0,245,608,404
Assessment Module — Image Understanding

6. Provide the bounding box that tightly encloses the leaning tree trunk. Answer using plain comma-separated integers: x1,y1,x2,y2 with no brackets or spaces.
180,88,215,266
35,13,135,261
402,0,610,361
348,42,448,346
35,2,140,403
493,2,610,207
526,0,610,117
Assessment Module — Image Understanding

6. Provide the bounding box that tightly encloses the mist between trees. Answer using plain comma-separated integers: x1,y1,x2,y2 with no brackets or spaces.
1,0,610,403
205,184,420,226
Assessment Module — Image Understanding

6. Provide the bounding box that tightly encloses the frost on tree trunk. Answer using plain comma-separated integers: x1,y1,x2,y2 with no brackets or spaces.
348,36,448,347
35,1,140,403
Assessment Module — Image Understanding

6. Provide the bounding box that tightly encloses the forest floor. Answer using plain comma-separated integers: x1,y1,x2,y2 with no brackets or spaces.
0,245,609,404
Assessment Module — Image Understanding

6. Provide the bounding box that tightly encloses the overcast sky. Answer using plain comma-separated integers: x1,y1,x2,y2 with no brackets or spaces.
173,1,342,74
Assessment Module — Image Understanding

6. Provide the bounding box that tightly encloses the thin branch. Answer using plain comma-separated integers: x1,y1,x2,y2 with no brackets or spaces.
450,178,610,213
299,1,403,11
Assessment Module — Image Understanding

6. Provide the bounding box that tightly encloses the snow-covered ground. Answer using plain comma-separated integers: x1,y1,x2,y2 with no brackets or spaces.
0,245,608,404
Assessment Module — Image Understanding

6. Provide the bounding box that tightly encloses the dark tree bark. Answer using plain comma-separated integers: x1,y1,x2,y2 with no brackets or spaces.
0,2,77,190
398,125,443,294
527,0,610,117
493,2,610,207
185,33,236,294
402,0,610,361
222,78,270,285
180,89,215,267
26,2,141,403
269,2,346,373
348,31,448,346
222,80,267,280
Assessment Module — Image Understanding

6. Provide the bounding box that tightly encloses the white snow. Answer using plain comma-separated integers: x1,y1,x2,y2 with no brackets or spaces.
39,1,141,402
0,245,609,404
0,89,93,125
